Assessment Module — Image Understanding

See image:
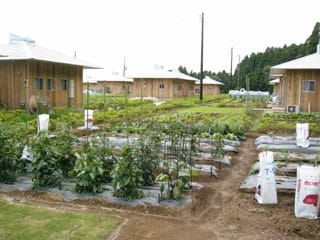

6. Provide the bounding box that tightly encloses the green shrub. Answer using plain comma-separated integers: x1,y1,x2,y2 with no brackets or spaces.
30,132,62,189
0,123,25,183
112,145,144,200
73,141,105,193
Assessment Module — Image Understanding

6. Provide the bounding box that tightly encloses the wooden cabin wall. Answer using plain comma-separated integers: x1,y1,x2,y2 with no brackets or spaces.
103,81,132,95
131,78,152,98
28,61,83,108
131,78,195,99
85,82,99,92
272,84,280,96
0,61,28,109
284,70,320,112
195,85,221,95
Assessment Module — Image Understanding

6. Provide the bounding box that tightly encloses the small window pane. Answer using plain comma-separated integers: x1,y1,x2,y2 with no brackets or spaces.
60,79,67,91
47,78,55,91
303,80,315,92
35,77,43,90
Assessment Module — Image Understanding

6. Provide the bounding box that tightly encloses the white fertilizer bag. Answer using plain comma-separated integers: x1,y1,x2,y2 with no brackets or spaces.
84,109,94,129
295,165,320,219
37,114,49,132
296,123,310,148
255,151,278,204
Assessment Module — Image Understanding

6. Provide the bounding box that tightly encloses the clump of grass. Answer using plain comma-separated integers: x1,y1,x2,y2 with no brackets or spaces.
0,201,119,240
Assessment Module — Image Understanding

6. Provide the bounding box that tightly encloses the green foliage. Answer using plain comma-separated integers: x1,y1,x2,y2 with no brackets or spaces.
73,141,105,193
180,22,320,92
55,123,77,177
135,130,162,186
0,123,25,183
156,160,191,200
30,132,62,189
112,145,144,200
93,133,115,183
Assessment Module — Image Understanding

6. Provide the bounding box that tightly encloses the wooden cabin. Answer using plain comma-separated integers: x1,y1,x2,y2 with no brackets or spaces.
84,72,133,94
0,39,99,110
270,41,320,113
269,78,280,96
129,69,198,99
195,76,223,95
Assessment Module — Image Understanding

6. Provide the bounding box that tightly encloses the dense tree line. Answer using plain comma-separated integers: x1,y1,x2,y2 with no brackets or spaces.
180,22,320,93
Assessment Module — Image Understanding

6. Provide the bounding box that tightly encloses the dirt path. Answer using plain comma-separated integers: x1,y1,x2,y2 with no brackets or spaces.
1,134,320,239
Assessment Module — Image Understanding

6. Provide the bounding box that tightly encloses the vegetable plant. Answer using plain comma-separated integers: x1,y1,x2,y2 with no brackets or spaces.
112,144,144,200
135,130,162,186
30,131,62,189
55,123,77,178
73,141,105,193
0,123,25,183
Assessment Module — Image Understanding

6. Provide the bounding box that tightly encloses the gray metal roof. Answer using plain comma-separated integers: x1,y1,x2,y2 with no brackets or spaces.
129,69,198,81
0,43,100,69
270,53,320,75
195,76,224,85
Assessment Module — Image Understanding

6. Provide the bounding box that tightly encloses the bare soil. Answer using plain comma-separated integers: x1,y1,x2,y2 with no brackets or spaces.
1,132,319,240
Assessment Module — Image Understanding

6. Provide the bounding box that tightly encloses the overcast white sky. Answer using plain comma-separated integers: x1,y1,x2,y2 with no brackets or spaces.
1,0,319,76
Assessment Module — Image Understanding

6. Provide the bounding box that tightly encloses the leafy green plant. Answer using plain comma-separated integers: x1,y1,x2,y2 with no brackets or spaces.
156,160,191,200
211,133,225,169
30,132,62,189
112,145,144,200
55,123,77,178
93,133,115,183
0,123,25,183
73,141,105,193
135,131,162,186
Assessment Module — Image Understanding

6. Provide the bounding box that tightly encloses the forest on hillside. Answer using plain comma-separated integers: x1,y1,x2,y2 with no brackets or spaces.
179,22,320,93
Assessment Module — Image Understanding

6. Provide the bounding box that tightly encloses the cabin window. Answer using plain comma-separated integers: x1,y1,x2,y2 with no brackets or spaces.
189,85,194,91
47,78,55,91
159,83,165,89
176,85,182,91
35,77,43,91
303,80,315,92
60,79,68,91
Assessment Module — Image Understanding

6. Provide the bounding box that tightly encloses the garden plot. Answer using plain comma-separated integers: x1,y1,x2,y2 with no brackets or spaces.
239,135,320,192
0,132,239,207
0,175,193,208
80,134,237,177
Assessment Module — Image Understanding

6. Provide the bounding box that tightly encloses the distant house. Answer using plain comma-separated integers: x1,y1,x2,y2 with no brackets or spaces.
129,68,198,99
84,71,133,95
195,76,224,95
269,78,280,96
270,36,320,113
0,35,99,110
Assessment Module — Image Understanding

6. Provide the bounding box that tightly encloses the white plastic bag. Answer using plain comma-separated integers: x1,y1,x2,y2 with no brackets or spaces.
37,114,49,132
295,165,320,219
296,123,310,148
255,151,278,204
84,109,94,129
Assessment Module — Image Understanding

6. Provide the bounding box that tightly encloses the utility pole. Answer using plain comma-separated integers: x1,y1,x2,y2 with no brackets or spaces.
237,55,240,90
123,57,127,77
200,12,204,101
230,47,233,88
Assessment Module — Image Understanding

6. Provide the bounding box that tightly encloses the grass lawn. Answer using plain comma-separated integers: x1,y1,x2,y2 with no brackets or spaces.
0,201,119,240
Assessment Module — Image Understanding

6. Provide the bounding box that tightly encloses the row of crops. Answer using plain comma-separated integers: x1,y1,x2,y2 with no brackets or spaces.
0,118,244,201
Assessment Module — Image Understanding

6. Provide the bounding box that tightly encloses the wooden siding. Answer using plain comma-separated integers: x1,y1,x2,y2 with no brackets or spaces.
282,70,320,112
195,85,221,95
131,78,195,99
0,60,83,109
85,81,132,94
0,61,28,109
